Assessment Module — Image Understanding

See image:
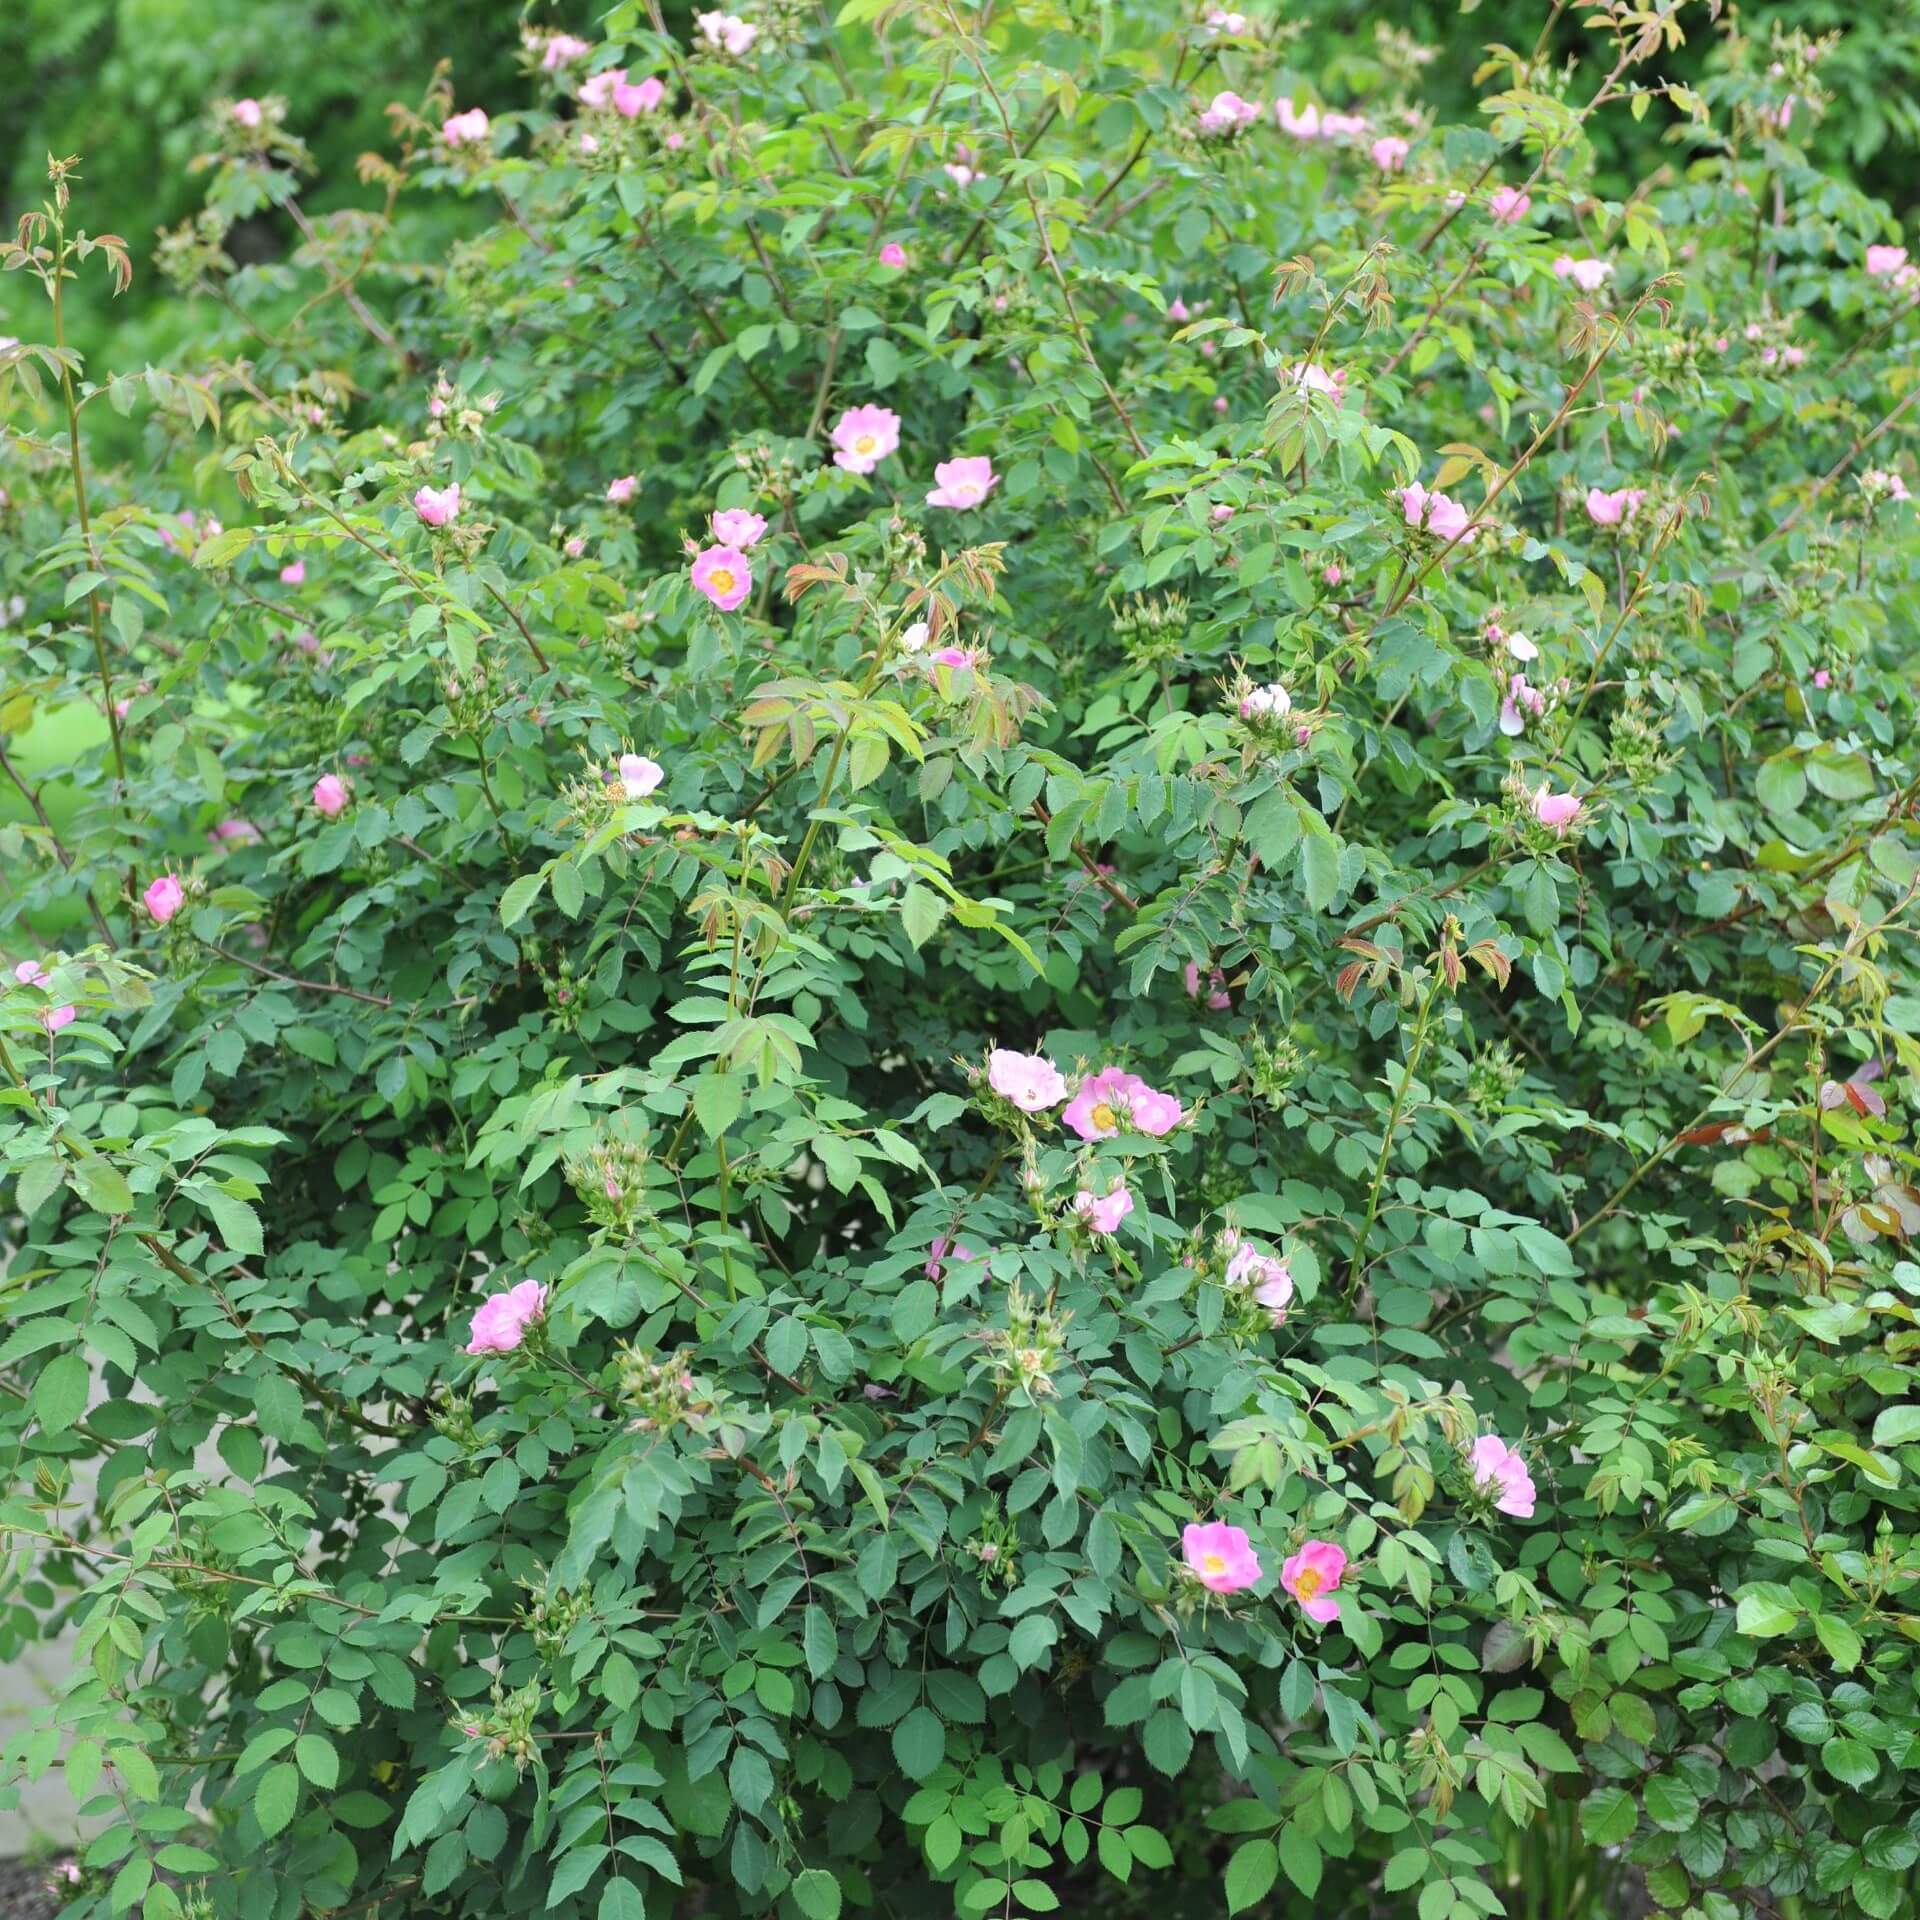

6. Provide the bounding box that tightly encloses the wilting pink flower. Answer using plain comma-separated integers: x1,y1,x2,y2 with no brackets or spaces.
696,10,758,54
606,475,638,504
1280,1539,1346,1622
143,875,185,924
539,31,592,68
1499,672,1545,737
1553,255,1613,292
1184,961,1232,1010
711,507,767,548
1278,360,1343,399
829,404,901,475
925,1234,976,1283
1469,1435,1537,1518
1489,185,1532,224
279,559,305,585
231,99,264,129
1199,90,1262,134
1274,98,1322,139
988,1047,1068,1112
464,1279,549,1354
929,644,975,672
1585,485,1646,526
1399,482,1475,544
691,544,752,611
443,108,492,147
879,242,908,268
312,774,350,817
1183,1520,1261,1594
1370,134,1410,171
614,753,664,800
414,483,461,527
1531,785,1581,834
1866,245,1909,278
212,818,261,845
1074,1185,1134,1235
13,960,76,1033
926,456,997,510
1820,1059,1886,1118
1063,1067,1183,1141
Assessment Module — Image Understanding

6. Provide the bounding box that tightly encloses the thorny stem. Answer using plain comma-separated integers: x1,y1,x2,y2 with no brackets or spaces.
1347,965,1447,1292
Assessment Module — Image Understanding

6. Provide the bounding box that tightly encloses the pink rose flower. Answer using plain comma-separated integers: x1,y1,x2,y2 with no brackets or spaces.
829,404,901,475
1225,1242,1294,1323
607,475,638,504
279,559,305,585
1323,562,1343,585
696,9,758,54
143,875,185,924
925,455,997,510
1184,961,1231,1010
1281,1539,1347,1622
232,99,264,128
617,75,665,115
1531,785,1582,834
1489,185,1532,224
443,108,492,147
1274,98,1322,140
1370,134,1410,171
1866,244,1909,279
564,536,586,557
988,1046,1068,1112
463,1279,549,1354
1499,671,1545,737
879,242,908,268
614,753,664,799
1198,91,1262,134
1278,360,1343,399
944,162,979,189
691,544,752,611
13,960,76,1033
1399,482,1475,544
925,1234,976,1283
1812,667,1833,689
212,818,261,845
1062,1067,1183,1141
579,69,625,109
1585,484,1647,526
1182,1520,1262,1595
312,774,350,817
1469,1435,1537,1518
1553,255,1613,292
711,507,768,548
414,482,461,527
1074,1185,1134,1235
539,31,592,68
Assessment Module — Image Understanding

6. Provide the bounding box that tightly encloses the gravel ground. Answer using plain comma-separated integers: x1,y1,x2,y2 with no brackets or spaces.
0,1857,67,1920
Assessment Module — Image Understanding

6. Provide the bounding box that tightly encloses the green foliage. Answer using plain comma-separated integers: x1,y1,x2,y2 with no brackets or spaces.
2,3,1919,1919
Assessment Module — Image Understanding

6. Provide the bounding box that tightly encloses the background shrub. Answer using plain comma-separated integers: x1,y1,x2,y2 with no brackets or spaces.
2,3,1920,1919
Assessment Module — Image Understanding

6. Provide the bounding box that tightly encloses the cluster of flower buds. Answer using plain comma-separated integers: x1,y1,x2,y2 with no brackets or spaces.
517,1574,596,1660
427,1387,480,1452
616,1345,709,1432
565,1134,655,1232
985,1281,1070,1403
442,657,504,735
454,1682,542,1773
425,372,499,441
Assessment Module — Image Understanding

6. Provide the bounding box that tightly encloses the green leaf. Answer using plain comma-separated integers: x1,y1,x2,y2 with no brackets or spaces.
1224,1839,1278,1913
1822,1736,1879,1788
204,1189,264,1258
1871,1404,1920,1447
599,1879,646,1920
900,884,948,950
791,1869,842,1920
1734,1589,1799,1637
499,870,547,929
295,1733,339,1789
256,1761,300,1838
892,1706,945,1780
71,1158,135,1215
33,1352,89,1434
1644,1772,1698,1831
1813,1613,1863,1671
1579,1785,1637,1847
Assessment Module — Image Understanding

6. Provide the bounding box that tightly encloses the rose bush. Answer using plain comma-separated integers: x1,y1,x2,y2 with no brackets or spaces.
3,3,1920,1918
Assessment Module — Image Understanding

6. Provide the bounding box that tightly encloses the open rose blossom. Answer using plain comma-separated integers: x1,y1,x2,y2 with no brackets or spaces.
695,9,758,55
1585,485,1646,525
1488,184,1532,224
829,404,901,475
879,241,908,268
1469,1435,1537,1517
539,31,592,68
13,960,76,1033
607,475,638,503
691,544,752,611
1198,91,1262,135
1553,255,1613,292
443,109,491,147
414,482,461,527
1182,1520,1261,1594
987,1047,1067,1112
1399,481,1475,544
1074,1185,1134,1235
1531,785,1582,834
1281,1539,1347,1622
1370,134,1410,171
614,754,664,800
143,874,185,924
231,98,264,128
1866,245,1910,279
279,559,306,585
1226,1242,1294,1323
711,507,767,548
312,774,350,817
1063,1066,1183,1141
463,1279,549,1354
925,455,997,510
1184,961,1232,1010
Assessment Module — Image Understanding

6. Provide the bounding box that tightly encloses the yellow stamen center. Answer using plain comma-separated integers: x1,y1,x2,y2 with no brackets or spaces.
1294,1567,1323,1598
855,433,877,454
710,567,736,596
1089,1102,1118,1132
1202,1552,1226,1575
